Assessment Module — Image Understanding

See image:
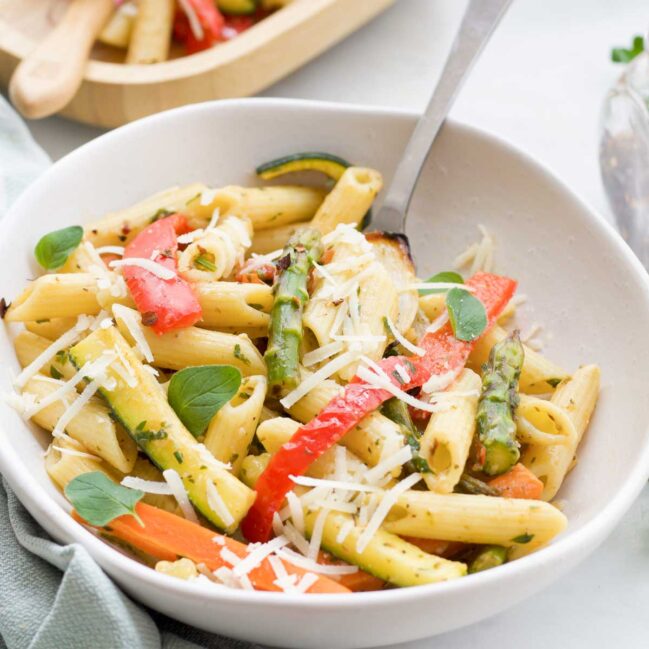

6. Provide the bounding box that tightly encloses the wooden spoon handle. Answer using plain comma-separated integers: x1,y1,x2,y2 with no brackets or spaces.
9,0,114,119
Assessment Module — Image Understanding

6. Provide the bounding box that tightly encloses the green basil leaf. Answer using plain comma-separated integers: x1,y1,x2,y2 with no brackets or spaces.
611,35,644,63
446,287,487,342
64,471,144,526
34,226,84,270
168,365,241,437
418,271,464,295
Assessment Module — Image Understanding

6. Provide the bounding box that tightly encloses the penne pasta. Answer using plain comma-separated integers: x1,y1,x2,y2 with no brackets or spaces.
24,375,137,473
113,306,266,375
521,365,600,501
14,331,76,381
194,281,272,329
126,0,175,64
310,167,383,234
419,369,481,493
204,375,267,475
25,318,77,341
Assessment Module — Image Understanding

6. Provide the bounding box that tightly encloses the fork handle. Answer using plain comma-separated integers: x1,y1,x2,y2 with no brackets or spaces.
373,0,513,233
9,0,114,120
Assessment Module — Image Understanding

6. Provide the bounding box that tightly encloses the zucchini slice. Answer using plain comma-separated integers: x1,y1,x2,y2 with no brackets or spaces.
218,0,258,15
69,327,255,532
256,152,352,181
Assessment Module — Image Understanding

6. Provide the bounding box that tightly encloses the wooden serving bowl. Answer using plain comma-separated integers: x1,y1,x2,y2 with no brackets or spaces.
0,0,394,128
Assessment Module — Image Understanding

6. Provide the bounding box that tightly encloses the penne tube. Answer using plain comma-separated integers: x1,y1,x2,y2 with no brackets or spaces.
419,369,481,493
310,167,383,235
60,240,109,274
126,0,174,64
382,490,567,554
24,375,137,473
468,325,570,393
287,379,404,469
14,331,76,381
178,216,252,282
418,293,446,322
194,281,272,329
250,222,306,255
185,185,326,231
256,417,368,479
239,453,271,489
45,437,121,490
85,183,207,247
204,375,267,475
516,394,575,446
521,365,600,501
5,274,102,321
202,324,270,339
113,306,265,375
129,456,182,514
25,318,77,341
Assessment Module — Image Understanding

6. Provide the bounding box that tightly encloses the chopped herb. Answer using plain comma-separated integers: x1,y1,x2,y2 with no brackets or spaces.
34,225,84,270
0,298,9,319
134,428,169,444
418,271,464,296
141,311,158,327
55,350,68,365
195,255,217,272
546,377,562,388
611,35,644,63
168,365,241,437
391,369,406,385
248,303,265,311
64,471,144,527
185,193,201,205
118,235,127,243
238,391,252,400
233,344,251,366
35,319,48,324
511,533,534,544
50,365,63,380
173,451,184,464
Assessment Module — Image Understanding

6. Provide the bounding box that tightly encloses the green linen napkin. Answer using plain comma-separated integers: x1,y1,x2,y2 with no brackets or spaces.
0,97,261,649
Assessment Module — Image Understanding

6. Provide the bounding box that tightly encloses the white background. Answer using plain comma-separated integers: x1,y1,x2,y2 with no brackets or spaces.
20,0,649,646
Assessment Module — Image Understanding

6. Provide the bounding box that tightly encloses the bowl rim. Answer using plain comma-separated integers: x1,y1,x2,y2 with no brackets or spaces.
2,97,649,610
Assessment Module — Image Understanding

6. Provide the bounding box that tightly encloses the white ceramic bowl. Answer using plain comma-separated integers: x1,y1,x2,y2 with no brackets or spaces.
1,99,648,649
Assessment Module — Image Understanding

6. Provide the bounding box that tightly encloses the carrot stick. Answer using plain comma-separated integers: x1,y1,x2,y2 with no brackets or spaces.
73,503,349,594
488,463,544,500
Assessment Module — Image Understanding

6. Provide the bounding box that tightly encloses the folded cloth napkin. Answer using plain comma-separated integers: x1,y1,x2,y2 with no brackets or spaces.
0,96,261,649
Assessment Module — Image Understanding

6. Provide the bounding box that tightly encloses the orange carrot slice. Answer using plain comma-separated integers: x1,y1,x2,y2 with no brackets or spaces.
488,463,544,500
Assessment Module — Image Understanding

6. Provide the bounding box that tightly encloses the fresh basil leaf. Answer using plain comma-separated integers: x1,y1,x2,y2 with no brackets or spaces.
446,287,487,341
611,35,644,63
168,365,241,437
34,226,84,270
64,471,143,527
418,271,464,296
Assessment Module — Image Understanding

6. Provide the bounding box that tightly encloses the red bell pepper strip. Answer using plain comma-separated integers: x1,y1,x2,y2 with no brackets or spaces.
122,214,202,335
173,0,225,55
241,272,517,542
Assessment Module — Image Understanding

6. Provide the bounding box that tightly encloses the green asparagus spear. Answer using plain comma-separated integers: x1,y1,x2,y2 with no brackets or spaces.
455,473,501,497
381,397,431,474
476,331,524,476
265,228,322,395
468,545,508,574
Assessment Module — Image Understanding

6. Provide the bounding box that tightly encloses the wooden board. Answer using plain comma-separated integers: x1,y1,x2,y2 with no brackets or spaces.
0,0,395,128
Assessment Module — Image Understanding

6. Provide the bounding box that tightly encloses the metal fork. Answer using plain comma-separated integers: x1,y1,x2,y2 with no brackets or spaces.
372,0,513,234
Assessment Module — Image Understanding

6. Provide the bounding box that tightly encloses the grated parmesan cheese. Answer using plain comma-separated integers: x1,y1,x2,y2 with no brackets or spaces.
232,535,290,577
286,491,305,536
112,304,154,363
356,473,422,554
275,548,358,576
384,315,425,356
121,476,173,494
162,469,199,523
51,380,100,438
302,341,344,368
363,445,413,485
51,445,100,460
290,475,381,493
95,245,125,257
206,480,235,528
336,519,355,544
294,572,319,594
109,257,176,280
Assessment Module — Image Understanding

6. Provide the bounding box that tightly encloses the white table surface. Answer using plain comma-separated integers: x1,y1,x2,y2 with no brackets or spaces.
17,0,649,646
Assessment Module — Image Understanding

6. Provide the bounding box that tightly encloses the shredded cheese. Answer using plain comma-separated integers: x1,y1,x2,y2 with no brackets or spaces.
112,304,154,363
232,535,290,577
286,491,305,536
120,476,173,494
109,258,176,280
162,469,199,523
384,315,425,356
363,445,413,485
51,445,100,460
302,341,344,368
95,245,125,257
421,369,459,394
290,475,382,493
206,480,235,528
178,0,204,40
279,350,361,409
294,572,319,594
356,473,422,553
276,548,358,576
51,380,100,438
336,519,355,544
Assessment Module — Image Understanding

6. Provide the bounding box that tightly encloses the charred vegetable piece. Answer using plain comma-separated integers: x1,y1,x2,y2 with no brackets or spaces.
264,228,322,395
468,545,508,574
476,332,524,476
256,152,351,181
455,473,501,497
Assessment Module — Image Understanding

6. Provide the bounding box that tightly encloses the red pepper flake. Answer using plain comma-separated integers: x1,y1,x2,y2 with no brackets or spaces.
141,311,159,327
121,223,131,236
